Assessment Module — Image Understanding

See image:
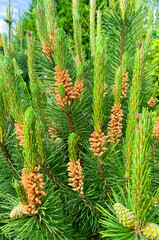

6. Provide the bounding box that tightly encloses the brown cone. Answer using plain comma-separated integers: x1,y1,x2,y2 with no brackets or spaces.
107,103,123,145
21,165,46,215
67,159,84,196
42,30,57,61
54,66,73,108
153,117,159,141
14,122,24,146
89,125,108,157
148,96,155,108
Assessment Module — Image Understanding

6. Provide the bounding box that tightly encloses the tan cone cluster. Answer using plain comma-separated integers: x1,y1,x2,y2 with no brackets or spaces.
21,165,46,215
54,67,73,107
10,203,23,218
121,71,129,98
14,122,24,146
67,159,84,196
89,125,108,157
114,203,135,229
42,30,57,61
72,80,83,100
148,96,156,108
107,104,123,145
153,118,159,141
142,223,159,239
54,67,83,108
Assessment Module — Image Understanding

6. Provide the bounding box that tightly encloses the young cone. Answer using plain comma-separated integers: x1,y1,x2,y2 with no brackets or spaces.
114,203,135,229
142,223,159,239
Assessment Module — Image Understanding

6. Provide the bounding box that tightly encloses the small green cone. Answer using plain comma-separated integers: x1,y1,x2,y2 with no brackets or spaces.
114,203,135,229
142,223,159,239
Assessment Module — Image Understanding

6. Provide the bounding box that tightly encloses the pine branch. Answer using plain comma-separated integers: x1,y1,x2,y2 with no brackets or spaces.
83,70,93,94
66,109,75,133
81,195,98,213
119,24,125,64
0,142,19,179
35,215,64,239
40,162,66,190
98,161,108,201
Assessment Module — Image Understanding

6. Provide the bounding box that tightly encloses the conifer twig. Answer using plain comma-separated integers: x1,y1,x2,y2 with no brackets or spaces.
98,161,108,200
36,215,64,239
66,109,75,133
40,162,66,190
0,142,19,178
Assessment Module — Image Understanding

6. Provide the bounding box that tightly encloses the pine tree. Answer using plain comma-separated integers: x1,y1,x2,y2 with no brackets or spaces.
0,0,158,239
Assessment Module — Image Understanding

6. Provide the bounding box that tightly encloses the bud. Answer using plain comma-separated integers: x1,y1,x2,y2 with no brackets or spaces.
68,133,78,164
27,32,31,37
136,113,141,123
137,42,142,49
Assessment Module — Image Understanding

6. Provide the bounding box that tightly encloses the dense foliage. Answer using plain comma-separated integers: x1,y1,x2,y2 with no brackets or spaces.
0,0,158,239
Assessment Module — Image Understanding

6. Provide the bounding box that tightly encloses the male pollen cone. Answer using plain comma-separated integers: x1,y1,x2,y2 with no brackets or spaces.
54,67,73,108
148,96,155,108
67,159,84,196
89,125,108,157
14,122,25,146
107,103,123,145
21,165,46,215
